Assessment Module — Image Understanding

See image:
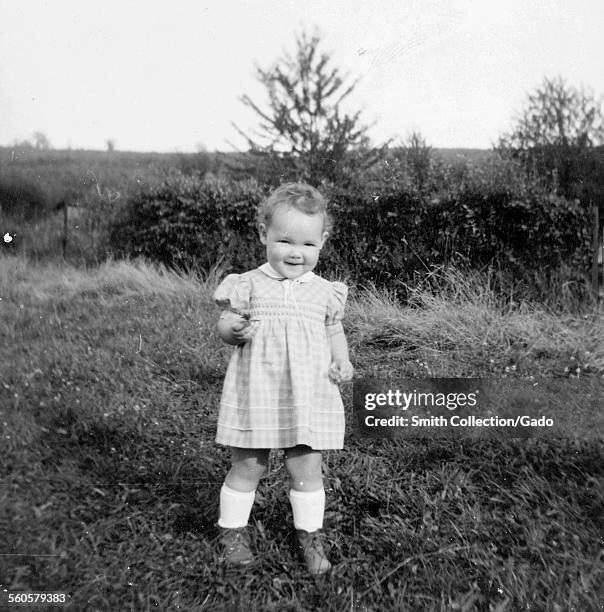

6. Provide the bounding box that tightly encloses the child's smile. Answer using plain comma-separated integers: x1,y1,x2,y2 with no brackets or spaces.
259,206,328,279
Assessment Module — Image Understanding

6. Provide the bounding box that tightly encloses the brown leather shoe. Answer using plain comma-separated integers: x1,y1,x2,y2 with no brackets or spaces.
296,530,331,575
219,527,254,566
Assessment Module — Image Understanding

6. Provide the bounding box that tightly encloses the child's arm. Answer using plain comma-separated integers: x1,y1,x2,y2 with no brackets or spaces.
217,310,257,346
327,323,354,383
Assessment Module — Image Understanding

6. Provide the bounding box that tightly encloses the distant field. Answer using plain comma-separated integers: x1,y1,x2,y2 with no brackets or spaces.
0,146,213,210
432,147,496,164
0,145,494,206
1,257,602,610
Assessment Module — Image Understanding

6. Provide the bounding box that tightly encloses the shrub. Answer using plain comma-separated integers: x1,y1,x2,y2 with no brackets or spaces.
321,156,592,291
109,172,267,272
0,175,48,220
110,160,593,305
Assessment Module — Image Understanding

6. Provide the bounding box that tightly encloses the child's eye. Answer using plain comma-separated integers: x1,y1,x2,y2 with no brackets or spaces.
305,243,316,247
278,239,289,244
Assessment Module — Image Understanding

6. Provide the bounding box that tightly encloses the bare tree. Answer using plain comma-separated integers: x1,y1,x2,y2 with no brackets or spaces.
234,30,387,185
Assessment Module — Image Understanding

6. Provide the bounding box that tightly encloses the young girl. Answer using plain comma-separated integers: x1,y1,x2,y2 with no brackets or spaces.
213,182,353,575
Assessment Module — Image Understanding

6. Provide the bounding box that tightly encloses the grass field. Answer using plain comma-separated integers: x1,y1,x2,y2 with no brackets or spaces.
1,256,603,611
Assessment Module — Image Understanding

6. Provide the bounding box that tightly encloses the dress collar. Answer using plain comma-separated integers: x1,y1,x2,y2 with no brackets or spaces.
259,262,315,283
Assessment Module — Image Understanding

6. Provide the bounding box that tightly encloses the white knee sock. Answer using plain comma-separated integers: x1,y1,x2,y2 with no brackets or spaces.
218,484,256,528
289,488,325,532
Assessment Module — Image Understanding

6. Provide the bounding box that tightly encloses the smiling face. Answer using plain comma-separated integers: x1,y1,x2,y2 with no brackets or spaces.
258,205,328,279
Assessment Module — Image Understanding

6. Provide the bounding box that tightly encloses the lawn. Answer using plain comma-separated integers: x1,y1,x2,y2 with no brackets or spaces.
1,256,602,611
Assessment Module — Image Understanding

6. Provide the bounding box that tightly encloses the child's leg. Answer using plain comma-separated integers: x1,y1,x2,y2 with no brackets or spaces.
285,445,331,574
219,447,269,528
225,447,270,492
284,445,323,492
284,445,324,530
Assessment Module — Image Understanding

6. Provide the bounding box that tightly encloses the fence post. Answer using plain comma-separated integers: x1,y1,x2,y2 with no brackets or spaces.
62,203,68,259
592,202,600,302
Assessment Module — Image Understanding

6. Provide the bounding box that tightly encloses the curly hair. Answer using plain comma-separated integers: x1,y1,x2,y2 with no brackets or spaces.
256,182,333,233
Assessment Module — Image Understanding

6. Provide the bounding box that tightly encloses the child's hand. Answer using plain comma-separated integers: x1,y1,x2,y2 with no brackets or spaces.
328,360,354,384
231,316,258,344
217,311,258,345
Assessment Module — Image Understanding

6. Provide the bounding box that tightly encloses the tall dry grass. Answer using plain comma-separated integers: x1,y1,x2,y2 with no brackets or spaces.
346,266,603,377
0,256,210,304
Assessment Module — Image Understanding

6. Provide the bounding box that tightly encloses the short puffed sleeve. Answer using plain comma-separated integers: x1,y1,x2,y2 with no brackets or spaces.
325,281,348,326
213,274,251,312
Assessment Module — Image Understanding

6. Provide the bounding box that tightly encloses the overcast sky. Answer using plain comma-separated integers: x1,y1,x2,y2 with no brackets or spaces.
1,0,603,152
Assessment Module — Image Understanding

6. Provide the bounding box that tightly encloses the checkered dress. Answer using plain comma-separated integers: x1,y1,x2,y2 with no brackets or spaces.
213,264,348,450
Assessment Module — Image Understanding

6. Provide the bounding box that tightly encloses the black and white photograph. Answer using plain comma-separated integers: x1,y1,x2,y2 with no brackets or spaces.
1,1,603,610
